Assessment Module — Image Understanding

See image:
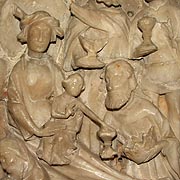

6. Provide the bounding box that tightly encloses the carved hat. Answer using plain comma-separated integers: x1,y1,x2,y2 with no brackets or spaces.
13,6,64,43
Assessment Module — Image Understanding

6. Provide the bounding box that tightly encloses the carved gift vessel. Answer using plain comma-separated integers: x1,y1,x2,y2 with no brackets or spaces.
0,0,180,180
74,35,107,69
134,16,158,58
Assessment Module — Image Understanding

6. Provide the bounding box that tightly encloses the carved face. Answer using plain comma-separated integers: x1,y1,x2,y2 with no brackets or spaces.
27,21,52,53
105,61,137,110
63,74,85,97
67,81,84,97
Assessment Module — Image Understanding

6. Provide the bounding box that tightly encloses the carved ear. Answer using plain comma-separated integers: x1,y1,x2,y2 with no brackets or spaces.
56,27,64,38
13,4,27,20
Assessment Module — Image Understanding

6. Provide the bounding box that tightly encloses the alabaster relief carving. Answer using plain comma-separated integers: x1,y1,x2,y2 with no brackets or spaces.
0,0,180,180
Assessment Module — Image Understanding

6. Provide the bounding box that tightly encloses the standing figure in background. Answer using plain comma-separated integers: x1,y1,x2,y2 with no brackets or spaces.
131,0,180,141
64,0,129,71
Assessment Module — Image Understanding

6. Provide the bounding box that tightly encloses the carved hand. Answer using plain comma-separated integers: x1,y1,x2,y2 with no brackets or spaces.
124,128,166,164
140,126,157,149
65,101,78,117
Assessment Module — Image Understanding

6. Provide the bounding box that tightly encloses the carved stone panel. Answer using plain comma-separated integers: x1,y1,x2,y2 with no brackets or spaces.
0,0,180,180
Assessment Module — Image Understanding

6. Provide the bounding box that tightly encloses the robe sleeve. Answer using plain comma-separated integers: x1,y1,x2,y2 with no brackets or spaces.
71,3,120,33
8,61,41,140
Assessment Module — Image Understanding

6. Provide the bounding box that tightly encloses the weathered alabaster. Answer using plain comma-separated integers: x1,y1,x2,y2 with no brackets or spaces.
0,0,180,180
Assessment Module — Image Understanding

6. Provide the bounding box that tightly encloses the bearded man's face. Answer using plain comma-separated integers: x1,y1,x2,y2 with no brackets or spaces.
105,62,137,110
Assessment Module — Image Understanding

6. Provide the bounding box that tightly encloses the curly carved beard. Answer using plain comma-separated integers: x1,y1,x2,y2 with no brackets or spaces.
105,89,130,110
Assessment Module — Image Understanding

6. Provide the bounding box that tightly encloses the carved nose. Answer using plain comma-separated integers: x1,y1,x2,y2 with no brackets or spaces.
38,32,44,42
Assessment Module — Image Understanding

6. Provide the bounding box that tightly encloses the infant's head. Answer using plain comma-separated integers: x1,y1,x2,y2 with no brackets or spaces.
62,73,85,97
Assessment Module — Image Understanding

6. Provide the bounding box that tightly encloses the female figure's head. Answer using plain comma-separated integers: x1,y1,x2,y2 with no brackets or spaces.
13,6,64,57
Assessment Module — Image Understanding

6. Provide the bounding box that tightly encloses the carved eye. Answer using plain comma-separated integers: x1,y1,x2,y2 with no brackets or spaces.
30,28,39,35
